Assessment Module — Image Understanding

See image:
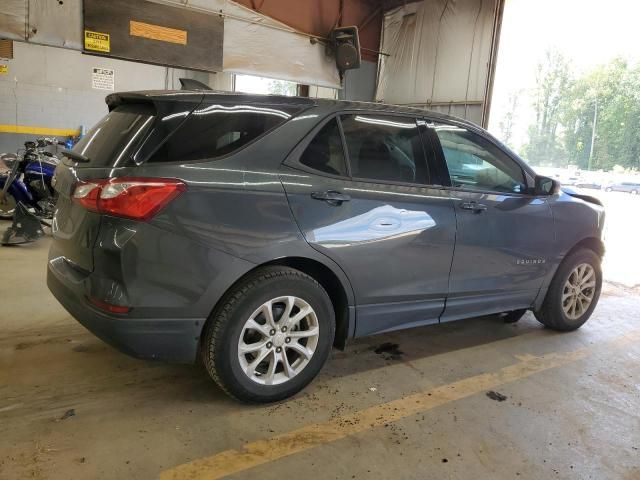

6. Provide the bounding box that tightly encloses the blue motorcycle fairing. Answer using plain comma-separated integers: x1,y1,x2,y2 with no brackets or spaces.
0,175,35,204
25,161,57,177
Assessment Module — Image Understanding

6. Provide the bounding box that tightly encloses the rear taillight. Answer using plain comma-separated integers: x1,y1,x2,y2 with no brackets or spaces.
72,181,103,213
72,177,186,221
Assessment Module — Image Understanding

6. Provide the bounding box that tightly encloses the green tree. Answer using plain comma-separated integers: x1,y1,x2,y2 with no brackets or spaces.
562,59,640,171
498,90,521,148
522,50,572,166
268,79,297,96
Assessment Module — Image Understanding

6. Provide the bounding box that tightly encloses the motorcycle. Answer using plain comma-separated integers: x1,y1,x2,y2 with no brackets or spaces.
0,138,65,245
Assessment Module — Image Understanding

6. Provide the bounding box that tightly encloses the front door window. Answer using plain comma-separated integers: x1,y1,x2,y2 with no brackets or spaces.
433,124,526,194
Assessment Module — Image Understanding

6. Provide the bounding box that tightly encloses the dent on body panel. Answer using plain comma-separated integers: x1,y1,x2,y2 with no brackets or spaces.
94,217,254,316
549,192,604,254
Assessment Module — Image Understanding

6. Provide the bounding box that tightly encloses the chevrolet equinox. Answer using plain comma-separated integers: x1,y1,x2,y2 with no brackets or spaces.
48,91,605,402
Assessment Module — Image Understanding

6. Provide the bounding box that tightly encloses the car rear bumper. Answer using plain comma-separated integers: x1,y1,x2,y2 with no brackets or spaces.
47,260,204,364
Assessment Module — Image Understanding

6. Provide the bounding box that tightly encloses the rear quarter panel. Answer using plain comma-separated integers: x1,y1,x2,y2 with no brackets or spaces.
91,106,354,319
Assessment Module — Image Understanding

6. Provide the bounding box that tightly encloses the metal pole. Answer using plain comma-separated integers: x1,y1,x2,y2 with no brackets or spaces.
588,96,598,170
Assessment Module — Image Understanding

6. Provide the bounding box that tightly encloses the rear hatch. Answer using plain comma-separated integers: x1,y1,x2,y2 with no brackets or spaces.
52,101,171,272
51,91,307,272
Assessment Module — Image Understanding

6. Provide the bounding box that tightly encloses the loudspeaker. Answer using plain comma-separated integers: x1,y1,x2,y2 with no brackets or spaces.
330,26,361,72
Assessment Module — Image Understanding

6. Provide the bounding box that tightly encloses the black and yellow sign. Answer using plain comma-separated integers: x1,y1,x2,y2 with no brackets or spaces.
84,30,110,53
0,65,8,75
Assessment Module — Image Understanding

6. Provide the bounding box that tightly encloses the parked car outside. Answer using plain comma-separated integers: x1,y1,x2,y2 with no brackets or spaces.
561,176,581,186
604,182,640,194
574,181,602,190
47,91,606,402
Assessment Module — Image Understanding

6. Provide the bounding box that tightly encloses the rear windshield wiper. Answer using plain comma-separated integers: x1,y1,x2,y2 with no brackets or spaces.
61,150,90,163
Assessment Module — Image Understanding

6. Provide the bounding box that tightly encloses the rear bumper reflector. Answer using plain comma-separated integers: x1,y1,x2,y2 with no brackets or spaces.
87,296,131,314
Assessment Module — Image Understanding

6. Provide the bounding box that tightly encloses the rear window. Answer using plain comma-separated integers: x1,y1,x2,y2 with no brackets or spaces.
149,104,298,163
299,118,348,176
71,104,155,167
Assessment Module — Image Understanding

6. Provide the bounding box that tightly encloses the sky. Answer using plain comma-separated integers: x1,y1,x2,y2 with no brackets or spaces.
488,0,640,148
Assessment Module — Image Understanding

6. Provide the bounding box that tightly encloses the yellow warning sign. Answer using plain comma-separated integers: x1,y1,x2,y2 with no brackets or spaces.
0,64,8,75
130,21,187,45
84,30,110,53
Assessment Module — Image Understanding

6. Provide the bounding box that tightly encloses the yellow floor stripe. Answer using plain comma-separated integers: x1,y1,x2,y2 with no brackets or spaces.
0,124,80,137
160,330,640,480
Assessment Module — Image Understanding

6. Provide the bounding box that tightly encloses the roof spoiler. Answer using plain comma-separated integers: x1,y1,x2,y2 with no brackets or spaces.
179,78,212,90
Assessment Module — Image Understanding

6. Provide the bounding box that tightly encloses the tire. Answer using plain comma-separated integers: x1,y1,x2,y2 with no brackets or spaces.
535,248,602,331
202,266,335,403
501,309,527,323
0,192,16,219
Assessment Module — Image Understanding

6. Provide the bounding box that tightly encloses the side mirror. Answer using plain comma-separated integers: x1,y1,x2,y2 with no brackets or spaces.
535,176,560,196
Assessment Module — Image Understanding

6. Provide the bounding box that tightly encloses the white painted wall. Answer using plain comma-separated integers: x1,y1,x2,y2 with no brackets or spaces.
0,42,232,152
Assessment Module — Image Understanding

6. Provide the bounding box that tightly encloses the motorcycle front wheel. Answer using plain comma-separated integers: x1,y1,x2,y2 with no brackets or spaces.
0,192,17,219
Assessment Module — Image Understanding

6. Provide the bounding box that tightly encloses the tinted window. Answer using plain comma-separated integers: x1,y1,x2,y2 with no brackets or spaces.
434,124,526,193
340,114,427,184
299,118,347,176
150,104,295,163
72,104,155,167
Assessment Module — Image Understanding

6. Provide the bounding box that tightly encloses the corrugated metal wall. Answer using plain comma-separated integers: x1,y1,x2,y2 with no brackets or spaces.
376,0,504,126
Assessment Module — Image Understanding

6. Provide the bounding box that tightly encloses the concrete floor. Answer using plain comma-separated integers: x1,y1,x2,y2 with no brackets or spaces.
1,234,639,480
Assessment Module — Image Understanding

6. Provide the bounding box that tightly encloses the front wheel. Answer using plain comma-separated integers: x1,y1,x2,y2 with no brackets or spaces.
535,248,602,331
202,266,335,403
0,191,16,219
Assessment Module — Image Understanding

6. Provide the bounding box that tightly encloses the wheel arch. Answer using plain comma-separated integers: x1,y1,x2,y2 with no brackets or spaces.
565,236,605,259
534,236,604,311
201,255,355,353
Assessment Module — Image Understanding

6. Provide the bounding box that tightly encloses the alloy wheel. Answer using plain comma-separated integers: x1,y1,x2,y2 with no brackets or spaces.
562,263,596,320
237,296,320,385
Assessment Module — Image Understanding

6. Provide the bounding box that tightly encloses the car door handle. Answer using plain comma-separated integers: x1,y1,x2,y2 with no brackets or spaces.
459,201,487,213
311,190,351,205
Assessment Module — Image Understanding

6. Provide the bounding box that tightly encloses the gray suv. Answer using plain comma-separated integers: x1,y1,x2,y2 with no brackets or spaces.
605,182,640,194
48,91,605,402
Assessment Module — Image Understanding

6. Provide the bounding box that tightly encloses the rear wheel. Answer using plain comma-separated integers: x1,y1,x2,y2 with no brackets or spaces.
632,189,638,195
0,192,16,219
202,266,335,403
535,248,602,331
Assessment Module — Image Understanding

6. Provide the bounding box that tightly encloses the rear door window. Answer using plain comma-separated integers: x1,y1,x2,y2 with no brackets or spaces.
149,104,298,163
299,118,348,176
71,104,155,167
340,114,428,184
